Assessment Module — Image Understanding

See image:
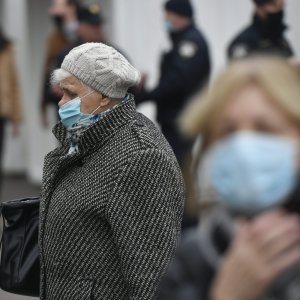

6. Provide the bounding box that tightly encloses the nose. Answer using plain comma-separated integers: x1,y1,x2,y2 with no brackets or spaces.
58,98,70,108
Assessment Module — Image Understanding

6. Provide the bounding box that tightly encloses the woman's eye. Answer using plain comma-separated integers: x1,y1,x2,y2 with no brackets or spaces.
66,92,76,98
255,122,279,134
216,124,237,139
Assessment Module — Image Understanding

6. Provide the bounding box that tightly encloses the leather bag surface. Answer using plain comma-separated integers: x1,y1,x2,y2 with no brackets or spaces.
0,197,40,297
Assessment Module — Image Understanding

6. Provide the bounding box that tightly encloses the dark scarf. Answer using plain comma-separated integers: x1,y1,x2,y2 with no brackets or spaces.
253,10,287,41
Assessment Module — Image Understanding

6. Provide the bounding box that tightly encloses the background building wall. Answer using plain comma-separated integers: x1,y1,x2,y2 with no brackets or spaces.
1,0,300,185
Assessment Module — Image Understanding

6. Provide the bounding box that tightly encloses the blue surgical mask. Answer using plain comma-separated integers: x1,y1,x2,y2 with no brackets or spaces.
164,20,175,32
58,91,97,129
63,20,79,43
202,132,298,215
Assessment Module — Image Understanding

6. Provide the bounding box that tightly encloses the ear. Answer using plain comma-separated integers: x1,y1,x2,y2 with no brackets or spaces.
99,95,111,107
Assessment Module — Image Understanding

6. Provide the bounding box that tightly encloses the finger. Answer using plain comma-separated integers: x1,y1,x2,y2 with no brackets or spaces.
272,247,300,277
249,212,300,248
266,229,300,261
257,215,300,250
252,209,286,230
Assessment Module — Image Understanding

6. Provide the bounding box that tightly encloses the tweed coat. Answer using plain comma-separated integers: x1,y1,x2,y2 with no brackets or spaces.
39,95,185,300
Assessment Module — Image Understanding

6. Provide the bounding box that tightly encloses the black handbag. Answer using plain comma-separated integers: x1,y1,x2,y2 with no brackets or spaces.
0,197,40,297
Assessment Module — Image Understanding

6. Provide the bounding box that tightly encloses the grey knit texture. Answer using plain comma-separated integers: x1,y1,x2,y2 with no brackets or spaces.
61,42,140,98
39,95,185,300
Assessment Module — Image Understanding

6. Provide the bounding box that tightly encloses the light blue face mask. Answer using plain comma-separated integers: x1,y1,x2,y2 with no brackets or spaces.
164,20,175,32
58,91,99,129
205,132,298,215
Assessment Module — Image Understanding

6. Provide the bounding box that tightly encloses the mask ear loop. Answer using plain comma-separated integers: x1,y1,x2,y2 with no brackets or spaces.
77,94,109,125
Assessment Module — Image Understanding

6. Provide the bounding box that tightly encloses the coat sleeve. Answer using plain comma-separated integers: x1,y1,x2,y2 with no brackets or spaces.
7,46,22,122
106,149,184,300
136,37,210,104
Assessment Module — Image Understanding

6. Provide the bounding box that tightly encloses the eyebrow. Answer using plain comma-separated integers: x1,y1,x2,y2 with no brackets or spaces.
60,84,76,94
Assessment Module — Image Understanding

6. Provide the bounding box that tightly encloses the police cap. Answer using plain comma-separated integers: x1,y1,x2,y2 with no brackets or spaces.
77,4,104,25
253,0,276,5
165,0,193,18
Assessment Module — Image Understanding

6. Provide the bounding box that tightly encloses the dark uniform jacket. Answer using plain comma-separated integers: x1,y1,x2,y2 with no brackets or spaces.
228,14,293,59
39,95,184,300
136,24,210,163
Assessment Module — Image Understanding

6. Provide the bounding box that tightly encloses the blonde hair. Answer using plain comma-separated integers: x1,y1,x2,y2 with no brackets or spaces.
181,56,300,149
180,56,300,214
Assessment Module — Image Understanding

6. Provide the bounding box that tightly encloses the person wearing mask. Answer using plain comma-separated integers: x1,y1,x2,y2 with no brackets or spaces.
157,56,300,300
135,0,210,167
135,0,210,230
228,0,293,59
39,43,184,300
0,29,22,188
45,3,109,121
54,3,106,68
41,0,79,127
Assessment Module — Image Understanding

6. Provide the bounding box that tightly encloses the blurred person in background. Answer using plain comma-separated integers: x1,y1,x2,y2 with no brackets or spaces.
157,57,300,300
0,29,22,192
135,0,210,167
54,3,106,68
135,0,210,229
44,3,108,125
39,43,184,300
41,0,80,127
228,0,294,59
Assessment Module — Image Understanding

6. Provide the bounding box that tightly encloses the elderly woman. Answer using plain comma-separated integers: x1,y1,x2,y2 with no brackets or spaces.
158,57,300,300
39,43,184,300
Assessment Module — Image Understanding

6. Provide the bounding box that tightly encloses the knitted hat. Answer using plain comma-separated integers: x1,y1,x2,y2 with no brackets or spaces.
253,0,274,5
165,0,193,18
61,43,140,98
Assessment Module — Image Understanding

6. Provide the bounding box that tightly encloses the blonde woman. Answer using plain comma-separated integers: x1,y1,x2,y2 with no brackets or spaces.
158,57,300,300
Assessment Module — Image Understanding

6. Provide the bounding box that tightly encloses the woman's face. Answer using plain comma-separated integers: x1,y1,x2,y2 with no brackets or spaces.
209,84,300,147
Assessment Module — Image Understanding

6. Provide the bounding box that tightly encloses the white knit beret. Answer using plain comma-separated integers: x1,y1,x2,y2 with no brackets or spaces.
61,42,141,98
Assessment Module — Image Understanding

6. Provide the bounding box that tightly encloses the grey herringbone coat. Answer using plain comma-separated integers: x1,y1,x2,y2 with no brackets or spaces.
39,95,184,300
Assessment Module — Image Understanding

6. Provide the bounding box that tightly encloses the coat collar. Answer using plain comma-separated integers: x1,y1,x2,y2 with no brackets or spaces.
52,94,136,153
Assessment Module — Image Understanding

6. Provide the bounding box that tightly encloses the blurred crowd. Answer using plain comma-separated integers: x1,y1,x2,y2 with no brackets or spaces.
1,0,300,299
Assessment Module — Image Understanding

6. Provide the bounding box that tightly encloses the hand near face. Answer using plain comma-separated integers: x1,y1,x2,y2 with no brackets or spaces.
210,209,300,300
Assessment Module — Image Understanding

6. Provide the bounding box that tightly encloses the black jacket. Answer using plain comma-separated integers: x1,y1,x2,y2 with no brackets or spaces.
136,24,210,126
228,14,293,59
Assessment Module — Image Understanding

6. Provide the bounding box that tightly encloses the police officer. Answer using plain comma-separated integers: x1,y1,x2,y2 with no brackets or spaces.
135,0,210,167
55,3,106,69
41,0,79,127
42,3,106,125
228,0,293,60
